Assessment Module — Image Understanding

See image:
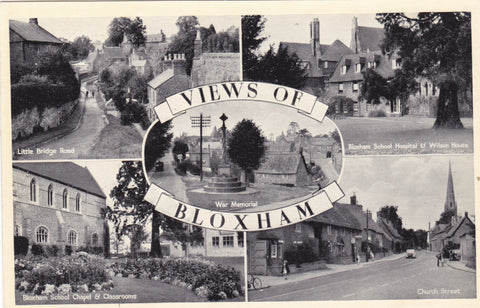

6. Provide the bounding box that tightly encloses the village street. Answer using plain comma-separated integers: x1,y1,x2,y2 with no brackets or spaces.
22,84,106,160
248,250,476,301
148,153,189,201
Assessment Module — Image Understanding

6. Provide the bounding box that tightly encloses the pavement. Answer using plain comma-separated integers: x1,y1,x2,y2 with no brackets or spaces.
257,252,406,288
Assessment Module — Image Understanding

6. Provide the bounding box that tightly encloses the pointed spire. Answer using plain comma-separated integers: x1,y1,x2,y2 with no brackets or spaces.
444,161,457,216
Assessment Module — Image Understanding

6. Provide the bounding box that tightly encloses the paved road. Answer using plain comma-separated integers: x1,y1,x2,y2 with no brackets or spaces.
249,251,476,301
28,85,106,159
148,153,189,201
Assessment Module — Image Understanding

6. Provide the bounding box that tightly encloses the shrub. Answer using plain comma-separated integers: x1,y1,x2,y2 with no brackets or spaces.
31,244,44,256
46,245,59,257
328,96,355,115
284,242,318,266
368,109,386,117
14,236,29,256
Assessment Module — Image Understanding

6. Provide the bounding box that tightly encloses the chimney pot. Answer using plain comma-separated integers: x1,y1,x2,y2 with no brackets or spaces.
29,18,38,25
465,212,468,217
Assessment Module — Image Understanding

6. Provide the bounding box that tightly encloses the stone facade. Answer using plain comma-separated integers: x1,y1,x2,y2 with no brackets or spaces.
13,163,106,252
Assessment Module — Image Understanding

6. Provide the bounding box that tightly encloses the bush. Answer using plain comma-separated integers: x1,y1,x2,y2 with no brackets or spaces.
120,101,151,129
31,244,44,256
65,245,73,256
368,109,386,117
284,242,318,266
14,236,29,256
108,257,243,301
328,96,355,115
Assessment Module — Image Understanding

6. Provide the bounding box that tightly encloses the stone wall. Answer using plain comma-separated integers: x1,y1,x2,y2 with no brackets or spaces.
12,100,77,140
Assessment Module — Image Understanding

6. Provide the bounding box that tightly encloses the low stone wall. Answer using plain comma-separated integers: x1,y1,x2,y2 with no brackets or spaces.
12,101,77,140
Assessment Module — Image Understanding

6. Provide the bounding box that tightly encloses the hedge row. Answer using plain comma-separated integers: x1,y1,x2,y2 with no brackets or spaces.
11,80,80,117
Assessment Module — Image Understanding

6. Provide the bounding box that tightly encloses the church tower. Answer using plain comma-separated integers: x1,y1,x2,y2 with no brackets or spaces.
444,161,457,216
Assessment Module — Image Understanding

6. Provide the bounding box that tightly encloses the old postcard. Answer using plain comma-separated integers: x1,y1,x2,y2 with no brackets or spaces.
1,1,478,307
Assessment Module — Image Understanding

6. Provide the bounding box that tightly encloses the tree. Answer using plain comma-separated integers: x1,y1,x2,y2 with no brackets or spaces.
241,15,267,81
105,17,146,48
227,119,266,183
66,35,95,60
377,12,471,128
144,121,173,171
172,139,189,161
167,16,199,75
107,161,203,258
360,68,390,105
436,210,456,225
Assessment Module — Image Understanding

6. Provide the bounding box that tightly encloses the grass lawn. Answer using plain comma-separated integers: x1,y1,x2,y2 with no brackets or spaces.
334,116,473,155
87,114,143,159
15,277,204,305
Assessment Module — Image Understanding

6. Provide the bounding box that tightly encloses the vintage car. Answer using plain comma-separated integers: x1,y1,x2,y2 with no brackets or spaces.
155,161,164,172
406,249,416,258
449,249,461,261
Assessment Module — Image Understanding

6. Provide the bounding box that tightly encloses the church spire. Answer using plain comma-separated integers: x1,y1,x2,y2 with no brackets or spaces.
444,161,457,216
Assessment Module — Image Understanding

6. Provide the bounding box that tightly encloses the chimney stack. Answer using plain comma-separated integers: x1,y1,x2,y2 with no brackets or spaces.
310,18,320,56
465,212,468,218
29,18,38,25
350,194,357,205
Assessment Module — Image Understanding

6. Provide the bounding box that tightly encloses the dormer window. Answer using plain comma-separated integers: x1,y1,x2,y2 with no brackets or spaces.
355,63,362,73
341,65,347,74
324,61,328,69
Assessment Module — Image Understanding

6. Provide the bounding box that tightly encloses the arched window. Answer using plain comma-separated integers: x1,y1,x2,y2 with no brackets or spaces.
29,178,37,202
36,226,48,243
75,194,81,212
68,230,77,245
91,233,98,246
47,184,53,206
62,189,68,209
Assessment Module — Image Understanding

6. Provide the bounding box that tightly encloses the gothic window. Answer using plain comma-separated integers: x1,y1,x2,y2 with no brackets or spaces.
91,233,98,246
68,230,77,245
62,189,68,209
29,178,37,202
36,226,48,243
75,194,81,212
47,184,53,206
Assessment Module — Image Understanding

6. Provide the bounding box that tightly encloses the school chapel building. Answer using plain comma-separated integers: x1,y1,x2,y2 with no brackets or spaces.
13,162,107,253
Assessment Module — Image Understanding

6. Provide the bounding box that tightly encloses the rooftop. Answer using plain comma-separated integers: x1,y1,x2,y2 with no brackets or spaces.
10,19,63,44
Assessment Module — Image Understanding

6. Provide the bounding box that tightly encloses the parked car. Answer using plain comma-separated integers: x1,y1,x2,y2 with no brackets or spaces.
155,161,164,172
449,249,461,261
406,249,416,258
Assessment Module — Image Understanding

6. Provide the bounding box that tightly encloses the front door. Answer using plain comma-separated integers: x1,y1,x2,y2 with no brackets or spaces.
249,240,268,275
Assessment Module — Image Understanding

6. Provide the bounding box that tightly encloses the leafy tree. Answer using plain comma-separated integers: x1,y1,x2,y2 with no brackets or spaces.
377,12,471,128
127,224,148,257
172,139,189,161
144,121,173,171
168,16,199,75
360,68,390,104
205,26,239,53
107,161,202,258
436,209,456,225
330,130,341,144
105,17,146,48
241,15,267,81
227,119,266,183
66,35,95,60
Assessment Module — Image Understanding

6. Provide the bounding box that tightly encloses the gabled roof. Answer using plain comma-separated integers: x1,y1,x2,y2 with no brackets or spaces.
321,40,353,62
430,223,450,239
446,216,475,238
14,162,106,199
279,42,327,78
377,217,402,241
103,46,126,60
146,33,166,43
356,26,384,52
147,69,174,89
255,153,307,175
10,19,63,44
335,203,383,234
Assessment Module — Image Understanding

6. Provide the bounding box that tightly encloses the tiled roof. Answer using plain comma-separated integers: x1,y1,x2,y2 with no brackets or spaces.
309,205,362,230
103,47,126,59
446,216,475,238
14,162,106,198
321,40,353,62
256,153,305,175
10,19,63,44
335,203,383,234
377,217,402,240
357,26,384,52
279,42,327,78
328,51,398,83
147,69,174,89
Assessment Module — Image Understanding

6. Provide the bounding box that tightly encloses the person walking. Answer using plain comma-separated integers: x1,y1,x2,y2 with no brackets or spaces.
86,90,89,98
436,253,441,267
281,259,290,280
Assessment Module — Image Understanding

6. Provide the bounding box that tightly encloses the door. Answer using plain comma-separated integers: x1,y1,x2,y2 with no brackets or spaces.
248,240,268,275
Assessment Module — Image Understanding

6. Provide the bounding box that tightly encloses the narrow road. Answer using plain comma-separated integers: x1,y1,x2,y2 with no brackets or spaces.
148,153,189,201
30,86,106,159
249,251,476,301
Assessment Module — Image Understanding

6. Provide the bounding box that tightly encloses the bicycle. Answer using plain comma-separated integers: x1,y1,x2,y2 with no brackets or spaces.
247,273,263,290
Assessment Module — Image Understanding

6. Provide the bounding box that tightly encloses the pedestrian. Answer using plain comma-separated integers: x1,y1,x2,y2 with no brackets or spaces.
356,253,361,265
436,253,441,267
281,259,290,280
86,90,89,98
92,90,95,98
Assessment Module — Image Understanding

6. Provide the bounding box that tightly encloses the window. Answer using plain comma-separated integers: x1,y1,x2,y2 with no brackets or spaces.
237,232,244,247
341,65,347,74
29,178,37,202
352,82,359,92
47,184,53,206
212,236,220,247
68,230,77,245
324,61,328,69
424,82,429,96
91,233,98,246
36,226,48,243
392,58,401,69
75,194,81,212
338,83,344,94
295,223,302,233
327,225,332,236
62,189,68,209
271,242,278,258
355,63,362,73
223,236,234,247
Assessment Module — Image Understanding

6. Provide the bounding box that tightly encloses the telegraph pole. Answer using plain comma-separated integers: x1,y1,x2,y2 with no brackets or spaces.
190,113,211,181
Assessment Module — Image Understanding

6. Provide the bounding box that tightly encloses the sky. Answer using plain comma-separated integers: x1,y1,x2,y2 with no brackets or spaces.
258,13,381,52
17,16,240,43
169,100,339,139
338,155,475,231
